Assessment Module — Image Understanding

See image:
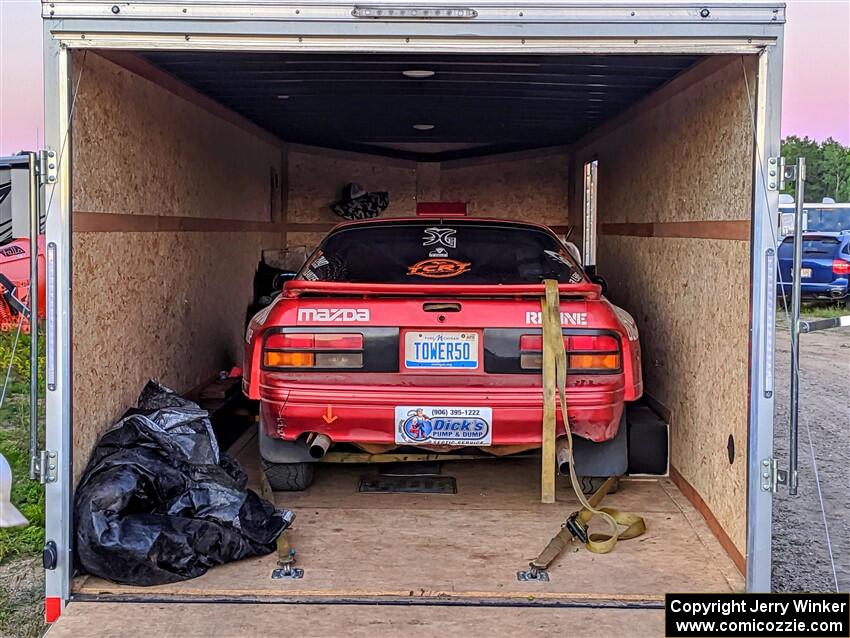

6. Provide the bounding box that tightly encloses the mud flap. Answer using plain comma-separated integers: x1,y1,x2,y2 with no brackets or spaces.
258,421,314,464
626,405,669,475
571,412,628,478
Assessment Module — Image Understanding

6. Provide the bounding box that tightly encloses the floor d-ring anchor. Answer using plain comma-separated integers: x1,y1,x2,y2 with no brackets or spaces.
516,567,549,582
272,562,304,580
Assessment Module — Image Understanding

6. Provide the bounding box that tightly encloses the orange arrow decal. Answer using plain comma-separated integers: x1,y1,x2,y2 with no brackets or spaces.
322,405,338,424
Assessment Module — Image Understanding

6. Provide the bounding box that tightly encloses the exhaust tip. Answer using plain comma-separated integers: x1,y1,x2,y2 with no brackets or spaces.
556,443,571,476
308,433,332,458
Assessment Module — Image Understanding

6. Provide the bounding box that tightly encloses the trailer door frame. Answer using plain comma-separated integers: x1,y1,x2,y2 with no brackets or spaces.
41,6,784,615
42,33,73,618
746,40,784,593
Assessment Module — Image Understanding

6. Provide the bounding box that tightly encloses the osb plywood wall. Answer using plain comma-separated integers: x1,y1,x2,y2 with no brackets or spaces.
71,52,283,482
285,149,570,230
287,148,417,224
440,154,570,225
283,148,571,256
571,57,756,555
72,232,276,480
73,53,281,222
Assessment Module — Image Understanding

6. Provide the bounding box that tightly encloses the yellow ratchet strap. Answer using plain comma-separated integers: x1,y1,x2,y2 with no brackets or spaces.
533,279,645,566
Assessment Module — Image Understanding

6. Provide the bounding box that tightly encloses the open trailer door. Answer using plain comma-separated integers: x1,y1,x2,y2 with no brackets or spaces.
38,1,788,629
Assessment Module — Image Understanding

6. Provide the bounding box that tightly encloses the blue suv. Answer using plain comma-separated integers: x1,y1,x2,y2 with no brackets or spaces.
777,231,850,307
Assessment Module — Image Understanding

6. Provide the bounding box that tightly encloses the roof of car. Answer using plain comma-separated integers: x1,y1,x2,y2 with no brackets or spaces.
326,216,560,235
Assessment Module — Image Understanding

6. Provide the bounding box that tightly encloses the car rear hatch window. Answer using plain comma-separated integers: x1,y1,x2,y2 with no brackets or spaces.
779,236,841,257
299,221,585,285
805,207,850,232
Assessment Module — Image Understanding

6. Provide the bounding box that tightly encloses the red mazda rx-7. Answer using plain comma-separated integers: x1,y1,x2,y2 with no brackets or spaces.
244,216,642,490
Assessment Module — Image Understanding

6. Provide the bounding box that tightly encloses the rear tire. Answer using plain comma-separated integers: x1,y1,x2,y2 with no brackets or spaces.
579,476,620,496
262,459,315,491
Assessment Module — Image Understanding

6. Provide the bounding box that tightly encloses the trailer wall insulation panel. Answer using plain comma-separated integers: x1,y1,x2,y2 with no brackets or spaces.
571,56,759,566
70,52,285,481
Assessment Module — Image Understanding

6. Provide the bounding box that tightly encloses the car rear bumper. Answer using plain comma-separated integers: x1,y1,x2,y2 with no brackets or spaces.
258,378,626,445
778,281,849,301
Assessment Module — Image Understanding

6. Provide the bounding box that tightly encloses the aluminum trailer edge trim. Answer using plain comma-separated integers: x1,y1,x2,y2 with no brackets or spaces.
43,36,73,616
48,33,776,54
43,1,786,24
746,40,783,592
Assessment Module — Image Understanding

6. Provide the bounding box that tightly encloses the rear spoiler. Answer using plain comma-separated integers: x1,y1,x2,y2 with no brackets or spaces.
284,281,601,300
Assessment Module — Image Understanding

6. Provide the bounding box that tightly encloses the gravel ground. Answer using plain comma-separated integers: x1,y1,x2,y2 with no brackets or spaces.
772,316,850,592
0,557,45,638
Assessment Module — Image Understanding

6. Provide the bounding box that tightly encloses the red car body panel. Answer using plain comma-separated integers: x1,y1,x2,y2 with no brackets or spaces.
244,217,642,449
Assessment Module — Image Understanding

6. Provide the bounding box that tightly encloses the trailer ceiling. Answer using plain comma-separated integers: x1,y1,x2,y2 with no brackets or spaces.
141,52,702,160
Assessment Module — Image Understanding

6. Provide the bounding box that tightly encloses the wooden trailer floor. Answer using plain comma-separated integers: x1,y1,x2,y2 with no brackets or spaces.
72,431,743,605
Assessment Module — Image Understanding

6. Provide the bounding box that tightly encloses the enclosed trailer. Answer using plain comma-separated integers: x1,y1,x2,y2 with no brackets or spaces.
37,1,785,633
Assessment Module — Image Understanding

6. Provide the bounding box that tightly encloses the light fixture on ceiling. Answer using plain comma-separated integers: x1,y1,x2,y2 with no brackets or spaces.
402,69,436,79
412,124,435,131
277,94,291,100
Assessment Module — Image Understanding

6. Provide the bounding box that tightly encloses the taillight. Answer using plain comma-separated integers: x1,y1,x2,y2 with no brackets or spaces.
265,351,316,367
832,259,850,276
569,353,620,370
519,333,621,372
263,332,364,369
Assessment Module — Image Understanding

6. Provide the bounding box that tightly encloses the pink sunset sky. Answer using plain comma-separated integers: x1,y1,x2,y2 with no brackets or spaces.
0,0,848,154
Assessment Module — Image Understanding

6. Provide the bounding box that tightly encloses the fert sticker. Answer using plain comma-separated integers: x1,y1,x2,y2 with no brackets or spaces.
525,311,588,326
297,308,370,323
408,258,471,278
395,406,492,446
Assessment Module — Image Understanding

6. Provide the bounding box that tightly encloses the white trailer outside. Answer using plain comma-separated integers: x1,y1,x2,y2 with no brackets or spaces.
36,1,786,632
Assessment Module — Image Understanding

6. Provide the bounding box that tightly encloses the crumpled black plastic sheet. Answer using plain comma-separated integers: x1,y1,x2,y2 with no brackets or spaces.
74,380,291,586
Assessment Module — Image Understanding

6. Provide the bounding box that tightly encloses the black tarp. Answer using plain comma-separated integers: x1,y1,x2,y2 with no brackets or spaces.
74,381,290,586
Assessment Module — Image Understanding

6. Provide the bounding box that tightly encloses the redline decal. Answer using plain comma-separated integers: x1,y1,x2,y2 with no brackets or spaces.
525,311,588,326
407,258,471,278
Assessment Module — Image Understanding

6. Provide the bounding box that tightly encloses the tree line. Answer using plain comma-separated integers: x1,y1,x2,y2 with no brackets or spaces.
781,136,850,202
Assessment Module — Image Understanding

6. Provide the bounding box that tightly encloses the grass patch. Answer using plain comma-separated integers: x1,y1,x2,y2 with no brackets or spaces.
0,330,48,637
777,302,850,320
799,304,850,319
0,331,45,564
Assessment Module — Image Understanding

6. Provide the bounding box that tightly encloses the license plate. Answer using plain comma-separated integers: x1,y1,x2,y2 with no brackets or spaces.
395,406,492,446
801,268,812,278
404,331,478,369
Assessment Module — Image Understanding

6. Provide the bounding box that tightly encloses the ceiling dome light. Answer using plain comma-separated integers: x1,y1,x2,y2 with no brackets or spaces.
412,124,435,131
277,94,290,99
402,69,436,79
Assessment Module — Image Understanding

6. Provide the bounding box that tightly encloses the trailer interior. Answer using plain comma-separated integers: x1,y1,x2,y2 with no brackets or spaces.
58,45,762,629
